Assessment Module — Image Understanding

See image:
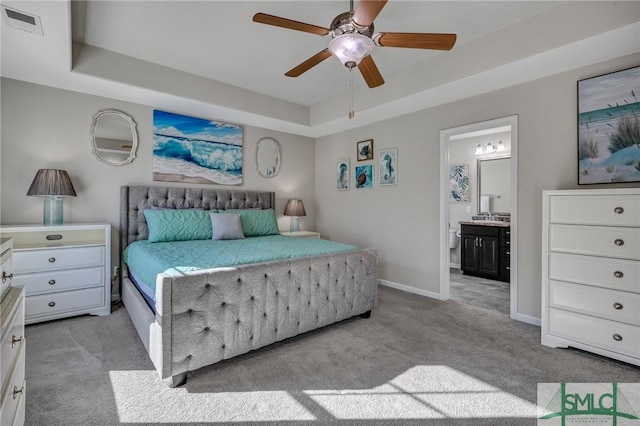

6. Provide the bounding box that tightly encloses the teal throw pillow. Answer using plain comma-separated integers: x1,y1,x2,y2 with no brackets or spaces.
144,209,213,242
221,208,280,237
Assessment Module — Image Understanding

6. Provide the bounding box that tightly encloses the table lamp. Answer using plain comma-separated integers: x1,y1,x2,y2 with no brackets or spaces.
27,169,77,225
283,199,306,233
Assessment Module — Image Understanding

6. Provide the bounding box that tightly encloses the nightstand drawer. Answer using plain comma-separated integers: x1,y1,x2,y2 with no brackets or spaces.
13,267,104,296
13,246,104,274
0,301,24,391
549,280,640,326
0,346,25,426
26,286,104,319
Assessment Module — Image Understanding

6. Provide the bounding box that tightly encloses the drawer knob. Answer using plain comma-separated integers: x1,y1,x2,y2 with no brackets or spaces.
48,257,56,263
614,206,624,214
613,302,623,310
614,239,624,246
11,335,23,348
48,301,56,307
614,271,624,278
1,271,12,283
49,279,56,285
12,386,23,400
612,334,623,342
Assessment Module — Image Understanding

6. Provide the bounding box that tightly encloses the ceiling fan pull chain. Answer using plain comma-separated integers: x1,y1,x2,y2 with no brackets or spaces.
349,68,355,119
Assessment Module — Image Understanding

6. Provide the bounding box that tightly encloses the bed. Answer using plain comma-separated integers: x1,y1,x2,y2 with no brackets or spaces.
120,185,378,386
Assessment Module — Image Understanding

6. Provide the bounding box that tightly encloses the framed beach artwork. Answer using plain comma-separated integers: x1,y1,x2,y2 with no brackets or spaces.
337,158,350,190
357,139,374,161
355,164,374,189
449,164,470,202
152,110,243,185
578,66,640,184
379,148,397,186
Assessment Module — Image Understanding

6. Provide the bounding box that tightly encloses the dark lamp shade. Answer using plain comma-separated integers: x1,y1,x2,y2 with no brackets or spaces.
27,169,77,197
283,199,306,217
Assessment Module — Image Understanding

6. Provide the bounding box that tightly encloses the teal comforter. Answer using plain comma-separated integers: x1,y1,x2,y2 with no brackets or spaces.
123,235,358,302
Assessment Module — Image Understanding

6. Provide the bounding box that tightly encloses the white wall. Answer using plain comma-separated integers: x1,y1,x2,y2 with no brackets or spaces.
0,78,316,296
315,54,640,320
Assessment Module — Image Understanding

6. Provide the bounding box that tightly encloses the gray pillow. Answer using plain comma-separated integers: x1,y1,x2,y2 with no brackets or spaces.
210,212,245,240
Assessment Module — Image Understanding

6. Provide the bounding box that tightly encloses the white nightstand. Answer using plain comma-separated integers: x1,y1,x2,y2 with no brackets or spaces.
0,224,111,325
281,231,321,239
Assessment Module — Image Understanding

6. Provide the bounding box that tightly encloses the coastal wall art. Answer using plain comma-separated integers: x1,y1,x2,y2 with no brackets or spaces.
357,139,374,161
355,164,374,189
152,110,243,185
449,164,470,202
337,158,350,190
379,148,397,186
578,66,640,184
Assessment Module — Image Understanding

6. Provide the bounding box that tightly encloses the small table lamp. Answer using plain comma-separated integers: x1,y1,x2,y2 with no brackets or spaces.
27,169,77,225
284,199,306,233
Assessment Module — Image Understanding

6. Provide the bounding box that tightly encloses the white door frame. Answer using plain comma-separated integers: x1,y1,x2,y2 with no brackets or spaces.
439,115,519,320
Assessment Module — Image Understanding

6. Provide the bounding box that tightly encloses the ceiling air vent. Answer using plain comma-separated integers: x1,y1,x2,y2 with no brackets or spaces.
2,5,44,36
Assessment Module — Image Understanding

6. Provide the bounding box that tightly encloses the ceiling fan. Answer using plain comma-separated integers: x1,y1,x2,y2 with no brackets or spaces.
253,0,457,89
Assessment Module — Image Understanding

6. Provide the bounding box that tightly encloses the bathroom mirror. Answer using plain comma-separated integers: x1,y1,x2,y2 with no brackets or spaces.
256,137,280,178
91,110,138,166
478,156,511,214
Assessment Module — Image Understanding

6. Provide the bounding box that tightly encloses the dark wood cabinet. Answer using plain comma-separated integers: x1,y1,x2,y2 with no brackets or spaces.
461,224,510,282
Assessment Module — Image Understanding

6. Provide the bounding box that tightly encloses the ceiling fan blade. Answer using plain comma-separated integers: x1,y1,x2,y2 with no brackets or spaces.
352,0,388,28
285,49,332,77
253,13,329,36
358,55,384,88
377,32,457,50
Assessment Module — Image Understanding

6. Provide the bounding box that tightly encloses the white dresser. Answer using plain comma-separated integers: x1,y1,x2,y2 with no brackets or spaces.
0,224,111,325
541,188,640,366
1,237,25,426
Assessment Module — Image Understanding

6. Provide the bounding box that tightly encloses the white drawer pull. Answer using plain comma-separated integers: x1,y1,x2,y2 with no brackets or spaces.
11,335,23,348
49,279,56,285
613,271,624,278
613,302,623,310
48,302,56,307
12,386,24,400
612,334,623,342
614,239,624,246
1,271,12,283
48,257,56,263
614,206,624,214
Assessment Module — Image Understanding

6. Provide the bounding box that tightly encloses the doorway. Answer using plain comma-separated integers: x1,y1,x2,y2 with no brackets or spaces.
439,115,518,319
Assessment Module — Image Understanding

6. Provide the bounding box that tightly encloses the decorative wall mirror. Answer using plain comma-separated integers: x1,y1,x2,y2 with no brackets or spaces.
478,156,511,214
256,137,281,178
91,110,138,166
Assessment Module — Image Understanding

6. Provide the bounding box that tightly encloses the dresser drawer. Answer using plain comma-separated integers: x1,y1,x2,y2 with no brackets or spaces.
13,266,104,296
0,301,24,392
0,345,25,426
549,194,640,226
549,252,640,293
0,256,11,302
549,224,640,260
26,286,104,319
13,245,104,274
549,280,640,326
549,308,640,359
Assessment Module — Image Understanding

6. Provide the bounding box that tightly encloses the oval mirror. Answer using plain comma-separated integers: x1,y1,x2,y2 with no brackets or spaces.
91,110,138,166
256,137,281,178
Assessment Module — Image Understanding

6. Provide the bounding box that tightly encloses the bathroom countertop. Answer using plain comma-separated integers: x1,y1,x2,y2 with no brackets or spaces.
459,221,511,228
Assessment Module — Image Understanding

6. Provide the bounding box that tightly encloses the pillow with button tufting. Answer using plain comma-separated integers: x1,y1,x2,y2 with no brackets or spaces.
220,208,280,237
210,212,245,240
143,208,213,242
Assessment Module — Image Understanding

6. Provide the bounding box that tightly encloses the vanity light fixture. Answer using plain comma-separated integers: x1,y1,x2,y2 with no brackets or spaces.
475,140,506,155
27,169,77,225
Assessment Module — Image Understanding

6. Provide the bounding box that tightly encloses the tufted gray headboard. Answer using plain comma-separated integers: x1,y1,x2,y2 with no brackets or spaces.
120,185,276,252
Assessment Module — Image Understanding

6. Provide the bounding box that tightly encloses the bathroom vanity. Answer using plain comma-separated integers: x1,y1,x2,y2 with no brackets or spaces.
460,221,510,282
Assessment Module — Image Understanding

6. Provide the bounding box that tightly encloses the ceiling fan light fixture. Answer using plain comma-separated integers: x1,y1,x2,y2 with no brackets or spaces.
328,33,374,68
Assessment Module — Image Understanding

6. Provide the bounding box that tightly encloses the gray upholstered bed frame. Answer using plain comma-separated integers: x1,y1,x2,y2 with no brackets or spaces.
120,185,378,386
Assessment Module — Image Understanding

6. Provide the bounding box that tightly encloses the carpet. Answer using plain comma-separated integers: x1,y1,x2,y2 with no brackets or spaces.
24,286,640,425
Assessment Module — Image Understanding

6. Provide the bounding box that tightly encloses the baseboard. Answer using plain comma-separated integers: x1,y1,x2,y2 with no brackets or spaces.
515,312,541,326
378,279,443,300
